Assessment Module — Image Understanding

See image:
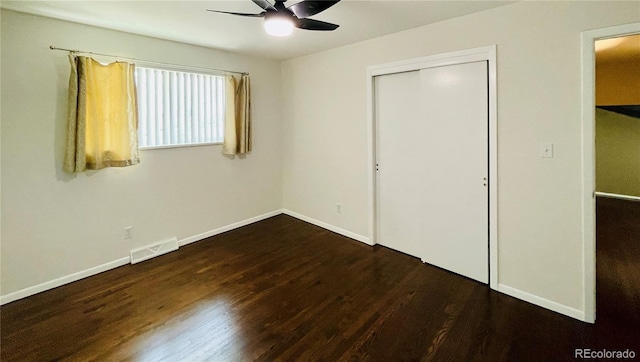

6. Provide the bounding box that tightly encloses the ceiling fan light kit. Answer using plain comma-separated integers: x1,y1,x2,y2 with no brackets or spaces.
264,13,294,37
207,0,340,37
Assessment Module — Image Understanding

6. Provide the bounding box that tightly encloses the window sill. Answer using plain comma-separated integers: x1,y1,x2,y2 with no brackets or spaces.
139,142,223,151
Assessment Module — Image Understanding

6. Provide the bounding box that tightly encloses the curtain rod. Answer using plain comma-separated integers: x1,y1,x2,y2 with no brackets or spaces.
49,45,248,76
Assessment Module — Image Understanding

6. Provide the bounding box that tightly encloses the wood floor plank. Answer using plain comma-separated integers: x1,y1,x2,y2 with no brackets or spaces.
2,211,640,361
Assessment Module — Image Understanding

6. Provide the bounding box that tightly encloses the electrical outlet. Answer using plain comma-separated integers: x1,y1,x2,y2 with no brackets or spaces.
124,226,133,239
336,203,342,214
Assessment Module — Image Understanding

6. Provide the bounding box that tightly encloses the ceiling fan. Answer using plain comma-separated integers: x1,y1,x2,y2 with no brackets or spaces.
207,0,340,36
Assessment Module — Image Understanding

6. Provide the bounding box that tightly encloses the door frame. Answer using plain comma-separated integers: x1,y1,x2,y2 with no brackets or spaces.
366,45,498,289
580,22,640,324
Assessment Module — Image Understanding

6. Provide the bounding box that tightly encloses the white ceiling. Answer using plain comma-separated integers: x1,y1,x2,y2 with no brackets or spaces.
1,0,515,60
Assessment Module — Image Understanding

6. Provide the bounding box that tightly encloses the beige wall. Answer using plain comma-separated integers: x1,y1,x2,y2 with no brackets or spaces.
1,10,283,296
596,108,640,197
281,1,640,313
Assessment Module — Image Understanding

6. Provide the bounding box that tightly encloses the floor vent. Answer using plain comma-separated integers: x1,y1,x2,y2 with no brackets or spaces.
130,237,179,264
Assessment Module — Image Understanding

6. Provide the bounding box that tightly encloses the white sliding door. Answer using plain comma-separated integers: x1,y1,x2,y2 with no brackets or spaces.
375,70,424,258
375,61,489,283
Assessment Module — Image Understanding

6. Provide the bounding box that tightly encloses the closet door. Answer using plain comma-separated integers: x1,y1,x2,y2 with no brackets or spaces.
376,61,489,283
375,70,424,258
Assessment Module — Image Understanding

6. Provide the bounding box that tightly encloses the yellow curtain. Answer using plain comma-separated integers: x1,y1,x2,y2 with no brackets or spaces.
63,55,140,173
222,74,252,155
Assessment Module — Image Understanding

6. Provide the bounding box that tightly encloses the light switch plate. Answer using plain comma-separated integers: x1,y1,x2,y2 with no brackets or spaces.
540,142,554,158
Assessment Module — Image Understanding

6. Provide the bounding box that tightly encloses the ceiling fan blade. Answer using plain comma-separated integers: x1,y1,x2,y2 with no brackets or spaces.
251,0,276,11
296,18,339,31
288,0,340,18
206,9,265,17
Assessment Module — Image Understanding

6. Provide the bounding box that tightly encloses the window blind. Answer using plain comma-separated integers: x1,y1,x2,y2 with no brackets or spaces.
135,67,225,148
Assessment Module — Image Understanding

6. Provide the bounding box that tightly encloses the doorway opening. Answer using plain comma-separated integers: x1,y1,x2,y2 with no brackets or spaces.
581,23,640,324
594,33,640,327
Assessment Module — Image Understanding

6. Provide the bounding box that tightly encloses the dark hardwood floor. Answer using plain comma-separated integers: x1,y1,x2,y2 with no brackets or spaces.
596,197,640,329
2,211,639,361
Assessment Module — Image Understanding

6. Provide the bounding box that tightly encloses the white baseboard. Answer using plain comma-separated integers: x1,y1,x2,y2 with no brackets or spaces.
1,210,592,325
0,257,130,305
497,283,586,321
281,211,589,322
594,192,640,202
282,209,372,246
0,209,283,306
178,209,283,247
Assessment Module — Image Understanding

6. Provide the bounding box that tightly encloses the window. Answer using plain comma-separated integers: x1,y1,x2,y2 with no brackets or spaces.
134,66,225,149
